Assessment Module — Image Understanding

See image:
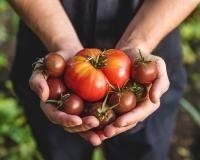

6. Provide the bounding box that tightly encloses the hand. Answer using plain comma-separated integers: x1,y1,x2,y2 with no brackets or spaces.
100,51,170,139
29,49,101,145
41,102,101,146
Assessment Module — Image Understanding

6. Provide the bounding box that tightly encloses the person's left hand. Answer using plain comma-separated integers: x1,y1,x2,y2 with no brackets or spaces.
97,47,170,140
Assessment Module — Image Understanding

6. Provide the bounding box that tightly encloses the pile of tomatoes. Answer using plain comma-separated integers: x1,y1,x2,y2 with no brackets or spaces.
34,48,158,129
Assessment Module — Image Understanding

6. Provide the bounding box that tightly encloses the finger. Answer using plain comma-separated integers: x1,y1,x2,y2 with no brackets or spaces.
79,131,102,146
29,71,49,101
104,123,137,138
96,130,107,141
40,102,82,127
149,57,170,103
114,97,160,127
63,116,99,133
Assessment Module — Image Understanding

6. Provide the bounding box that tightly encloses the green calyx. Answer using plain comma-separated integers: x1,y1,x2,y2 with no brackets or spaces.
97,94,119,121
32,57,47,77
127,81,147,102
136,49,151,64
46,93,70,109
88,51,107,68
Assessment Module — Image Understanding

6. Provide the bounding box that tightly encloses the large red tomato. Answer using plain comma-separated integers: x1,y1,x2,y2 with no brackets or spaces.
64,48,131,101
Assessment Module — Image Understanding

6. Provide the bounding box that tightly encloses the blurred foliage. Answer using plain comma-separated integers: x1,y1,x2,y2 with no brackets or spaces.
0,0,200,160
0,90,42,160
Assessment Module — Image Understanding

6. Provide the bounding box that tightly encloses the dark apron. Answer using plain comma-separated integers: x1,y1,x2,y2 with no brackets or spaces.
10,1,186,160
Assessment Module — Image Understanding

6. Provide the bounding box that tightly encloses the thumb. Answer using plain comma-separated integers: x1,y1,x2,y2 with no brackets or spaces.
29,72,49,101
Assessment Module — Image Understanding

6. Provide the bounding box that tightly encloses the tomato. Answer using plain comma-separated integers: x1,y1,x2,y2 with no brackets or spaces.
100,49,131,87
127,81,148,102
64,48,131,101
63,94,84,115
89,102,116,129
44,53,65,77
64,55,109,101
109,90,136,114
131,50,157,84
47,78,66,99
46,93,84,115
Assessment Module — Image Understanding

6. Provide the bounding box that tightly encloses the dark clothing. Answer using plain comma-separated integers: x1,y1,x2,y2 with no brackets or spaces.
11,1,186,160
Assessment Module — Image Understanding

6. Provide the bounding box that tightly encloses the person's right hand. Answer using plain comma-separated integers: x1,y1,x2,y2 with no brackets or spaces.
29,50,102,146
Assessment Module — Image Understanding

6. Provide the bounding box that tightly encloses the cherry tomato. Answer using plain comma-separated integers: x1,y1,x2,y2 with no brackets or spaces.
89,102,116,129
127,81,148,102
131,51,157,84
47,78,66,99
109,90,136,114
63,94,84,115
44,53,65,77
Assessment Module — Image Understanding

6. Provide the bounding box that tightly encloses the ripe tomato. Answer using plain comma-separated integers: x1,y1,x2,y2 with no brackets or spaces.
89,102,116,129
127,81,148,102
100,49,131,87
131,50,158,84
47,78,66,99
44,53,65,77
64,48,131,101
64,55,109,101
109,90,136,114
63,94,84,115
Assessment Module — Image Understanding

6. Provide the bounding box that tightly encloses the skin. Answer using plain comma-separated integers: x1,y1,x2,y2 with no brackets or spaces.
9,0,200,146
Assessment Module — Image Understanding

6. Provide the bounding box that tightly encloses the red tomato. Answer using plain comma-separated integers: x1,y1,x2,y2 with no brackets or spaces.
47,78,66,99
64,48,131,101
65,55,109,101
131,50,158,84
101,49,131,87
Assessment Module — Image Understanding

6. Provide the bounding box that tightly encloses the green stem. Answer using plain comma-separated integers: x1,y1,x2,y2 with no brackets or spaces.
180,98,200,128
109,103,119,110
46,99,59,104
138,49,144,61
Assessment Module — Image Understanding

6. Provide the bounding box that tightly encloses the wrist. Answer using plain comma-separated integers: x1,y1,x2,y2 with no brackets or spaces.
116,29,158,57
48,36,83,61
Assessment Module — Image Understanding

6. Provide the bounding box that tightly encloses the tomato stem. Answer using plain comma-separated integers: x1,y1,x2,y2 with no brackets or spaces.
88,51,107,68
138,49,144,62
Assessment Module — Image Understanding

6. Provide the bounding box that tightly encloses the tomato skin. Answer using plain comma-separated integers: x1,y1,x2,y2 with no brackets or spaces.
47,78,66,99
109,90,136,114
63,94,84,115
127,81,148,102
77,48,102,58
132,61,158,84
101,49,131,87
44,53,65,77
65,56,109,101
64,48,131,101
89,102,116,128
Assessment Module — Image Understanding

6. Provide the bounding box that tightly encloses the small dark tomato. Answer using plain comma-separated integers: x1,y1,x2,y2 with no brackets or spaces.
109,90,136,114
89,102,116,129
131,50,158,84
132,61,157,84
47,78,66,99
44,53,65,77
63,94,84,115
127,81,148,102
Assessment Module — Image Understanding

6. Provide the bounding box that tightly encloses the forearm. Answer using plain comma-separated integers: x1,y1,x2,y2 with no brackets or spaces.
120,0,200,54
9,0,82,59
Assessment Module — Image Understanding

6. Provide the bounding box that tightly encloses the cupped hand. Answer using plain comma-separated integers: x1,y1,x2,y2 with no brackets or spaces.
29,50,102,145
99,53,170,139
